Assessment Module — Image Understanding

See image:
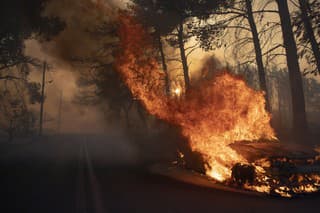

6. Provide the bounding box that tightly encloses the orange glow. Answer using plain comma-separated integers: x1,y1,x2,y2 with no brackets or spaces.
115,14,276,182
173,88,182,97
115,14,320,197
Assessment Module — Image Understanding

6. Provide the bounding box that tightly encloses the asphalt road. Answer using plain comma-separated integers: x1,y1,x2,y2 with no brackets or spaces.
1,135,320,213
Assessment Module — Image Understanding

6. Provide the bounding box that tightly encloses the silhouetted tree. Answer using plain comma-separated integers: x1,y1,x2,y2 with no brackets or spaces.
244,0,271,111
275,0,309,142
72,17,146,128
0,65,40,140
0,0,64,73
193,0,281,111
132,0,229,92
131,0,177,95
293,0,320,75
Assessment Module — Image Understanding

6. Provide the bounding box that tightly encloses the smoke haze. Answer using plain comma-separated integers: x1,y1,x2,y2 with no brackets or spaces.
24,0,123,134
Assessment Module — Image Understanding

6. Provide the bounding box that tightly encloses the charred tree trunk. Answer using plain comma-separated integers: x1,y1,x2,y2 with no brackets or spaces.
298,0,320,74
177,21,190,91
157,33,170,95
276,0,309,142
245,0,270,111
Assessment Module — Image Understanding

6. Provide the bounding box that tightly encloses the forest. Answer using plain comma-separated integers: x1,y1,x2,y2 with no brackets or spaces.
1,0,319,144
2,0,320,210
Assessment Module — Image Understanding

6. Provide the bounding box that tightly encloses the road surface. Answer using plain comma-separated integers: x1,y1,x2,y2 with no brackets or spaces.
1,135,319,213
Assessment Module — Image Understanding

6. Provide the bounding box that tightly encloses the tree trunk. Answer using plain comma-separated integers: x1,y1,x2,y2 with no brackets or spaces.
177,21,190,91
157,33,170,95
136,101,148,129
299,0,320,74
245,0,270,111
276,0,309,142
8,119,14,142
277,77,283,129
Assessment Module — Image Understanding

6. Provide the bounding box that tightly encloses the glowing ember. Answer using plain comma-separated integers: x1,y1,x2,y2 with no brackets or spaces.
246,157,320,197
173,88,182,97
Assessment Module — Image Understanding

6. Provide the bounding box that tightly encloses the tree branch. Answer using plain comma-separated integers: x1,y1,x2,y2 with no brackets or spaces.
0,75,23,80
262,44,284,56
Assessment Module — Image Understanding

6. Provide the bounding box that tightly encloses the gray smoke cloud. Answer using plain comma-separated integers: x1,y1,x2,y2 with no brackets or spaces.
22,0,142,165
24,0,123,134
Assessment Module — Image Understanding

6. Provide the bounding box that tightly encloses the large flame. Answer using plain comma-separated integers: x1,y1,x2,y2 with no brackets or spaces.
115,14,276,182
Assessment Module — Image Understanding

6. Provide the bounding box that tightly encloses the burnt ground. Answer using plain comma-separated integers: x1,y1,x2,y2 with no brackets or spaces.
1,134,320,213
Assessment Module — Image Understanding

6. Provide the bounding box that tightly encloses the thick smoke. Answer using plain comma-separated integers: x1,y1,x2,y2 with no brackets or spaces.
22,0,141,164
23,0,122,132
42,0,118,61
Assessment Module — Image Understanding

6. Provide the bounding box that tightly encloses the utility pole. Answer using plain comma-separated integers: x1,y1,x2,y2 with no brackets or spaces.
39,61,46,136
57,90,63,133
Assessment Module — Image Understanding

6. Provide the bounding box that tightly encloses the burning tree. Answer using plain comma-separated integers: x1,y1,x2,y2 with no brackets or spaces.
114,9,320,198
191,0,284,112
115,14,275,181
131,0,231,92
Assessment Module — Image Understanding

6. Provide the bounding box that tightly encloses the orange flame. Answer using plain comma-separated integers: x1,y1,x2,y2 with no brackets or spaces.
115,14,276,182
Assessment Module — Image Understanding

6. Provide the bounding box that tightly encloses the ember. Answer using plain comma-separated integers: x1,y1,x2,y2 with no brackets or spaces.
246,156,320,197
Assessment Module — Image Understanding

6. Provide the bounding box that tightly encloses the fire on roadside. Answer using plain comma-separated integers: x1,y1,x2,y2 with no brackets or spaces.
115,14,320,197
